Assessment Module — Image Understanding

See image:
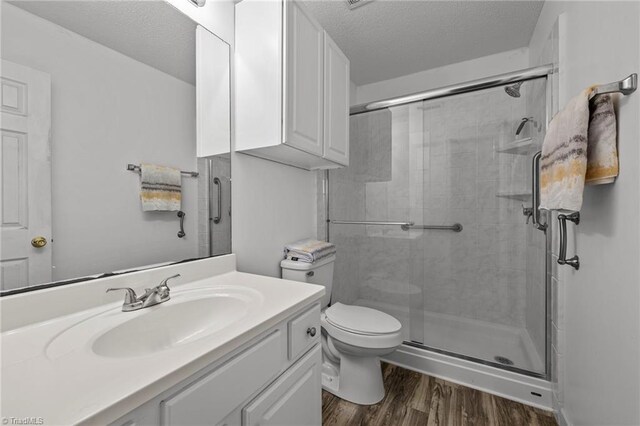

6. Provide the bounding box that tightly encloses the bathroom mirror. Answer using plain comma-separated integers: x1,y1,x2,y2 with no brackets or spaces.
0,0,232,294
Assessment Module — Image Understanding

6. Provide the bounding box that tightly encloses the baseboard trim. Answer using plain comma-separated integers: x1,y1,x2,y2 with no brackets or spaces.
556,408,570,426
383,343,554,411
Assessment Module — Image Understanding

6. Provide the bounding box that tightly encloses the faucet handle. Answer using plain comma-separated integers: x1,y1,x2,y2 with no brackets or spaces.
106,287,138,304
159,274,181,290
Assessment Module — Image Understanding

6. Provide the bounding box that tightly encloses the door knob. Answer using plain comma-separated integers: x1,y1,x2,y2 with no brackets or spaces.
31,236,47,248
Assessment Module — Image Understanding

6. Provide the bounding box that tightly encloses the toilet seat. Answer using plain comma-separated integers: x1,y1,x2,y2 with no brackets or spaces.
324,303,401,335
321,303,403,350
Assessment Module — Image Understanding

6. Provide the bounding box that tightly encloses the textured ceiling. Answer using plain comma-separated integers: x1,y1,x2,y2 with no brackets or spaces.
10,1,197,84
303,0,544,85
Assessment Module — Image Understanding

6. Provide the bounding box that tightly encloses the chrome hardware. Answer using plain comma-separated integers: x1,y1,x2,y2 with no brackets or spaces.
330,220,462,232
31,236,47,248
522,205,534,224
106,274,180,312
127,163,198,177
106,287,143,312
306,271,314,277
213,177,222,224
307,327,317,337
331,220,414,228
588,73,637,100
557,212,580,270
351,64,554,115
531,151,547,231
401,223,463,232
177,211,186,238
188,0,206,6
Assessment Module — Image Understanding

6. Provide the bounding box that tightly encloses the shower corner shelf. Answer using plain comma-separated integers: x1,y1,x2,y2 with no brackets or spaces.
495,137,535,155
496,190,532,201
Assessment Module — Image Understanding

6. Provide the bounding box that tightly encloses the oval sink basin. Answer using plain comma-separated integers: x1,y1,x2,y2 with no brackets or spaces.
93,292,251,358
45,286,262,359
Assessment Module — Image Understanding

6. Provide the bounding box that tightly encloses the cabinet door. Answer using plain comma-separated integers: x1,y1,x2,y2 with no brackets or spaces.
196,25,231,157
242,345,322,426
285,1,324,156
160,331,284,425
323,33,350,166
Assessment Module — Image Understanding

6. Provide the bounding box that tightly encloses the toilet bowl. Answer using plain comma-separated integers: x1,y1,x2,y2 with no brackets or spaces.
281,255,403,405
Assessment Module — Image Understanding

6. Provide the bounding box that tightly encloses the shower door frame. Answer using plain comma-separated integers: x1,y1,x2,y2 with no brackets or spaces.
326,64,554,380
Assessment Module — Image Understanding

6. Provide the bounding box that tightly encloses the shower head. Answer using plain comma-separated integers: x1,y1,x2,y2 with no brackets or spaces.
505,82,523,98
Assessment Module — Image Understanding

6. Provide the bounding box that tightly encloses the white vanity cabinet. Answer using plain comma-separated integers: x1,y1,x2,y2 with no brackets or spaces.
109,303,322,426
235,0,350,170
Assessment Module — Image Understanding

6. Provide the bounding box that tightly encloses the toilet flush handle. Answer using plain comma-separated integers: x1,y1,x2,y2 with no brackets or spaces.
307,327,317,337
306,271,314,277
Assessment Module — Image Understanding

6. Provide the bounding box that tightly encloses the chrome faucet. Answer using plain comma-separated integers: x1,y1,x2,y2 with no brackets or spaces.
107,274,180,312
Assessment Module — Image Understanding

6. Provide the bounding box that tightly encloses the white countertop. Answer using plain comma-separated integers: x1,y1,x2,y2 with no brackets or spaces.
1,268,324,425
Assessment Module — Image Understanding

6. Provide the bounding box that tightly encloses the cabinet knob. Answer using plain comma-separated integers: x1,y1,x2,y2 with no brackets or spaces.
306,327,317,337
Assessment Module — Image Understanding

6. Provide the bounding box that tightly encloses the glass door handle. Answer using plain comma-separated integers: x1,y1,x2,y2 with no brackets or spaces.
557,212,580,270
213,177,222,224
531,151,547,231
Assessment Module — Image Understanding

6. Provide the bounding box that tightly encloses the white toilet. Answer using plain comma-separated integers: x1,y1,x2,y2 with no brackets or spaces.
281,255,402,405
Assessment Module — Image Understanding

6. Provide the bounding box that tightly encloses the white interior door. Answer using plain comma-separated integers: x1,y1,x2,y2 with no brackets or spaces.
0,60,52,291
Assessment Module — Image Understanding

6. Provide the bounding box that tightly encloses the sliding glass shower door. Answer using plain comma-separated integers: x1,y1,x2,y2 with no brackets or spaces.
328,77,549,376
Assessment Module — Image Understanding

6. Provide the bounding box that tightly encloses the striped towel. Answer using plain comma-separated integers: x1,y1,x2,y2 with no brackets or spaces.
140,163,181,211
284,239,336,263
540,86,618,212
586,94,618,185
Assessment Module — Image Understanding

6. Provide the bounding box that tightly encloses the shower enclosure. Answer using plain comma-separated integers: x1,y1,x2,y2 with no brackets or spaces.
325,70,550,377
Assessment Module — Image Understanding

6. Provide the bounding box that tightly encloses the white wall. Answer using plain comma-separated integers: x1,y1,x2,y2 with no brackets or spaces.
530,2,640,425
231,153,317,277
355,48,530,105
2,5,199,282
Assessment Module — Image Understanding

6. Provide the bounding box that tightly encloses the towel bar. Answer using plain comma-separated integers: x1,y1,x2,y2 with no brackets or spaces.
127,164,199,178
588,74,637,100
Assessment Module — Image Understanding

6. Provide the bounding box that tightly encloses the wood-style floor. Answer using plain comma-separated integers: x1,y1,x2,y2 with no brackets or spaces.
322,363,557,426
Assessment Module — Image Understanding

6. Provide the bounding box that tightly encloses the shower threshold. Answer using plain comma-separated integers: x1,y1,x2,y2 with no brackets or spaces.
354,299,545,377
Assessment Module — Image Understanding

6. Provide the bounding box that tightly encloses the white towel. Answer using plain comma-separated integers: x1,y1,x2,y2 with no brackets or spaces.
284,239,336,263
140,163,181,211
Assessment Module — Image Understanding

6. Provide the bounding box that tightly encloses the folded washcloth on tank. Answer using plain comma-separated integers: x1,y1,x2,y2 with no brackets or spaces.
284,238,336,263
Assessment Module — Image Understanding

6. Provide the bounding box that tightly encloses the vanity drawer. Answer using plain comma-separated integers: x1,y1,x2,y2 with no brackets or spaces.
160,330,285,425
287,304,320,360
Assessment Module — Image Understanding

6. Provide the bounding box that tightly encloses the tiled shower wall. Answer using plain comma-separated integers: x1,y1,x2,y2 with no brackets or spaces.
322,81,548,338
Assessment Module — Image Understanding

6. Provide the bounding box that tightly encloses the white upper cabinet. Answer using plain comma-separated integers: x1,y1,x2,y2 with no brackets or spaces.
196,26,231,157
323,33,350,166
285,1,324,157
235,0,350,170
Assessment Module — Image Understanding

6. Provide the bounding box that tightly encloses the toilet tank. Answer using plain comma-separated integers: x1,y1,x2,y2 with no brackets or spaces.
281,255,335,309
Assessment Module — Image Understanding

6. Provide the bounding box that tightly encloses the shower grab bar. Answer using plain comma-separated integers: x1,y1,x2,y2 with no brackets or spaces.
557,212,580,270
213,177,222,224
401,223,463,232
531,151,547,231
330,220,414,228
330,220,462,232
